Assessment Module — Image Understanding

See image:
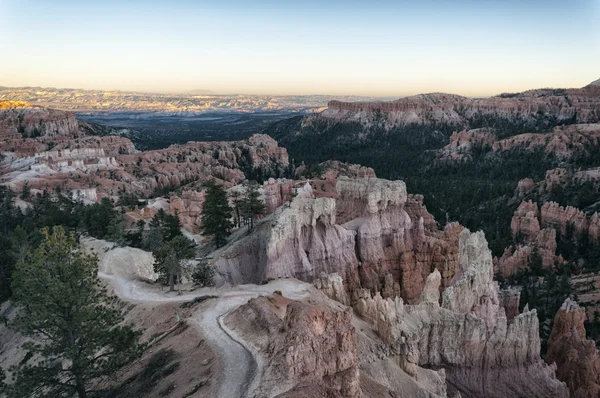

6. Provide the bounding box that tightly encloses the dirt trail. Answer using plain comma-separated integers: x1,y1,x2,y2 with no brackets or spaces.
100,272,311,398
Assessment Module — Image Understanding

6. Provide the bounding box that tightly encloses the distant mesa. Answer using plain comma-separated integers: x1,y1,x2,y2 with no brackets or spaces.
589,78,600,87
186,89,216,95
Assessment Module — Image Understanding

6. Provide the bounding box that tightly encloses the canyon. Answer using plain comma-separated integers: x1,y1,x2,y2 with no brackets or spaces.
2,82,600,397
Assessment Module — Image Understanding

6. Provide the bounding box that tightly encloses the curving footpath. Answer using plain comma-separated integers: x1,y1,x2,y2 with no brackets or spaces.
100,272,311,398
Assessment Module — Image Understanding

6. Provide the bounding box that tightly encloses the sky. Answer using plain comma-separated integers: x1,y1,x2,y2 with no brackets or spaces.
0,0,599,96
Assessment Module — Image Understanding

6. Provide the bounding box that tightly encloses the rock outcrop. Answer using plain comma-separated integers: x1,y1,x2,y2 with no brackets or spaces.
313,272,350,306
81,237,158,281
357,229,569,398
1,103,289,202
541,201,592,238
225,294,360,398
263,178,294,214
510,201,540,241
320,84,600,130
169,190,205,231
546,298,600,398
213,177,462,304
0,102,80,139
438,124,600,162
439,128,496,161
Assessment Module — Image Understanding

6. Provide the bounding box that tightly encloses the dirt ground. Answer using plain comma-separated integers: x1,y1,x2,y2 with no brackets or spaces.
106,299,221,398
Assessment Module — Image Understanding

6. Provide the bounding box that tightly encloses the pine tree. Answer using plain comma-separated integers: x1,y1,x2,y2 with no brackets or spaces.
148,209,181,242
191,258,215,287
0,235,16,303
106,216,126,247
164,211,182,241
242,181,265,230
230,189,243,228
142,225,164,252
20,182,31,200
153,235,196,292
7,226,139,398
200,181,233,248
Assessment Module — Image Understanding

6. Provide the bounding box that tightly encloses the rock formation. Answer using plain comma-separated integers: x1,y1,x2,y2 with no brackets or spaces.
81,237,158,281
438,124,600,162
263,178,294,214
510,200,540,241
439,128,496,161
313,272,349,306
0,101,80,139
0,102,289,202
213,176,462,304
546,298,600,398
356,229,569,398
320,83,600,129
497,199,600,276
541,201,592,237
225,294,360,398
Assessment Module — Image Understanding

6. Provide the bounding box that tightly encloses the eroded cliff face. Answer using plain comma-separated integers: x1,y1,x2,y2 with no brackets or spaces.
320,85,600,130
354,229,569,398
508,200,600,251
225,294,360,398
0,103,289,201
546,299,600,398
0,102,80,140
213,177,461,304
496,198,600,277
438,123,600,162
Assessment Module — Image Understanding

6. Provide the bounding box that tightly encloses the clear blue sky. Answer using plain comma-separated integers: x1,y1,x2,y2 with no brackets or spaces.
1,0,598,96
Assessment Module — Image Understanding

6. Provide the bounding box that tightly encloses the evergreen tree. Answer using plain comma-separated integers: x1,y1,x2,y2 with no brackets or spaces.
10,225,29,264
127,219,146,248
106,216,126,247
200,181,233,248
164,211,182,241
148,209,181,242
0,235,16,303
242,181,265,230
7,226,139,398
153,235,196,292
142,226,164,252
191,258,215,287
230,189,243,228
20,182,31,201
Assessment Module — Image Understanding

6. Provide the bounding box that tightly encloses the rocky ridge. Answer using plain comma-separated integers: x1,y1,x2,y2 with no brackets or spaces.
213,176,462,304
0,105,289,199
439,123,600,161
498,199,600,276
320,83,600,130
546,298,600,398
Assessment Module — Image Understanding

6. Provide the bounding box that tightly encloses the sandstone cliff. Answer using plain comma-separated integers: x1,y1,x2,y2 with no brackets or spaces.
320,84,600,130
546,298,600,398
1,102,289,203
0,101,80,139
213,177,461,304
438,123,600,162
225,293,360,398
354,229,568,398
498,199,600,276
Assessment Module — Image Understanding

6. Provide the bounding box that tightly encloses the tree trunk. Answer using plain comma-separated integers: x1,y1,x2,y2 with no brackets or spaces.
169,272,175,292
75,371,87,398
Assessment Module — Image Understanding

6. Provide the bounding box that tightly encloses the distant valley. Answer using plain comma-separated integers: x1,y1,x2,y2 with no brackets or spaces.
0,86,384,113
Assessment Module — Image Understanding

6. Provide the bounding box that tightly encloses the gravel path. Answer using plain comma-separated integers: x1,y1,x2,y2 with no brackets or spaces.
100,272,311,398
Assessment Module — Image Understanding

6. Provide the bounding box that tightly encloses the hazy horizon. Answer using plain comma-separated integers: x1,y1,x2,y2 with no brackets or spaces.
1,0,599,96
